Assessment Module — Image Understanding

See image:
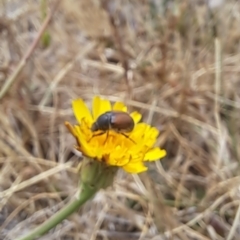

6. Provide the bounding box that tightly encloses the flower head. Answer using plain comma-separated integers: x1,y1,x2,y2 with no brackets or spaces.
65,96,166,173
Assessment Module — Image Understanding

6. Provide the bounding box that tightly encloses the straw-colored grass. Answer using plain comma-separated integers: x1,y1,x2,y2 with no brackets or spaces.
1,0,240,239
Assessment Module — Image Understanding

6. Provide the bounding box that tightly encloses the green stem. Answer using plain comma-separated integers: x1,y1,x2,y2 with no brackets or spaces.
17,184,96,240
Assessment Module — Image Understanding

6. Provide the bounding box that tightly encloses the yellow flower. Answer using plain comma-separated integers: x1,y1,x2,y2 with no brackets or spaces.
65,96,166,173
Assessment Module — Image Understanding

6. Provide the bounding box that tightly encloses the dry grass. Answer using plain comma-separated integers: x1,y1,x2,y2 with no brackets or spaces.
1,0,240,239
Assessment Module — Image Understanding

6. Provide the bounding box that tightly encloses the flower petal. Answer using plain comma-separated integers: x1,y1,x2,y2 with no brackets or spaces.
123,161,148,173
130,111,142,124
76,135,95,158
99,99,111,115
92,96,102,120
65,122,78,137
108,148,129,166
148,127,159,139
113,102,127,111
72,99,93,123
144,148,166,161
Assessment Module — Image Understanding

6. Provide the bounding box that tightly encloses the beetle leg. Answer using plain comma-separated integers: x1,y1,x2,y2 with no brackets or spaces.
88,131,105,142
104,131,109,145
120,133,136,144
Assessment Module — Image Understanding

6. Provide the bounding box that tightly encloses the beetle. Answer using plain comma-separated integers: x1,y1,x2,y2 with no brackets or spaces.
91,111,135,141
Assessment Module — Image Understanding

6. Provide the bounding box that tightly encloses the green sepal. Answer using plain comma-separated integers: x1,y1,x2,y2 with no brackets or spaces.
80,157,118,191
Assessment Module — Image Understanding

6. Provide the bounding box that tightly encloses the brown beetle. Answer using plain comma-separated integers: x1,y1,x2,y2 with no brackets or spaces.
91,111,135,141
92,111,134,132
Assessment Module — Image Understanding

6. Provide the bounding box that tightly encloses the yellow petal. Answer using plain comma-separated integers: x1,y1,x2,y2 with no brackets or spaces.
123,161,148,173
134,123,147,131
72,99,93,123
144,148,166,161
148,127,159,139
76,136,95,158
65,122,78,137
130,123,147,138
92,96,102,120
113,101,127,111
130,111,142,124
74,125,82,136
95,147,103,160
79,120,93,139
109,149,129,166
99,99,111,115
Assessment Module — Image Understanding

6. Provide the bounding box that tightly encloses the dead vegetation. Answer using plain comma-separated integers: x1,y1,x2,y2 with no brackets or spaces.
1,0,240,239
